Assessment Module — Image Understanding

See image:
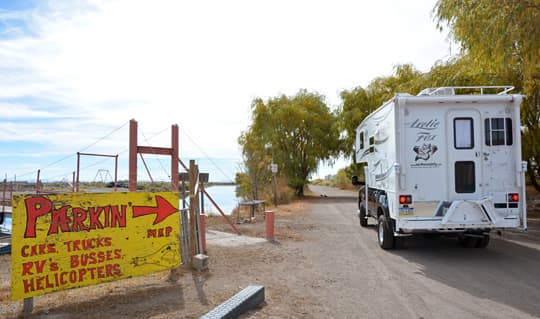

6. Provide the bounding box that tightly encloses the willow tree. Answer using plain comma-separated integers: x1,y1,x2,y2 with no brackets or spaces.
435,0,540,188
241,90,340,196
237,130,272,200
338,64,426,178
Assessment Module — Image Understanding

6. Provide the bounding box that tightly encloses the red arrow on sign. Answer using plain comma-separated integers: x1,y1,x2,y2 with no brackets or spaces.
132,195,178,225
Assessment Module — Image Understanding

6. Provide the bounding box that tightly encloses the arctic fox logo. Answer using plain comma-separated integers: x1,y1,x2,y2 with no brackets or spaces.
413,143,438,161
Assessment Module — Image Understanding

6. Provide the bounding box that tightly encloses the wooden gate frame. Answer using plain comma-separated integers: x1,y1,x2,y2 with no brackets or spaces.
128,119,179,191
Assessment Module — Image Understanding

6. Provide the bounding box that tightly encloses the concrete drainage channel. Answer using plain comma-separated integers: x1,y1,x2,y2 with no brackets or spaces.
200,285,265,319
206,230,267,247
200,232,268,317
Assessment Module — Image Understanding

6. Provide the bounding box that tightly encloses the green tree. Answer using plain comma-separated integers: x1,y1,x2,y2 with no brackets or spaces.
237,130,272,200
435,0,540,188
241,90,340,197
339,86,372,159
338,64,426,179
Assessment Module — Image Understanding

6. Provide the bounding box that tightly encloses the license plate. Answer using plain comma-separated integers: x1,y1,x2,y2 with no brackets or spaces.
399,207,414,216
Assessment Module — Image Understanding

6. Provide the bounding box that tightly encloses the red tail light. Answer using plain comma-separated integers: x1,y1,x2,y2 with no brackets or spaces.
399,195,412,205
508,193,519,202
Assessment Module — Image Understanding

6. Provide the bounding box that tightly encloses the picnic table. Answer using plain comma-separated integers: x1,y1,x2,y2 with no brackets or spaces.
237,200,265,223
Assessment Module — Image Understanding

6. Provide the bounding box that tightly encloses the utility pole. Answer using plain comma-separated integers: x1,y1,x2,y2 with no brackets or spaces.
268,143,278,207
270,162,278,206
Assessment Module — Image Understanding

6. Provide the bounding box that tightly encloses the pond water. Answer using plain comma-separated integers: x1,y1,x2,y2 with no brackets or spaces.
188,185,240,216
0,214,11,234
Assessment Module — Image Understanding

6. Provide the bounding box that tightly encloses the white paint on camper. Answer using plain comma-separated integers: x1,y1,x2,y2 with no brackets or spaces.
354,87,526,248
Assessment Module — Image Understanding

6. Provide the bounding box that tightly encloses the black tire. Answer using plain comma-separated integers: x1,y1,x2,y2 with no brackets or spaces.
458,235,479,248
476,235,490,248
394,236,406,249
359,204,368,227
377,215,394,249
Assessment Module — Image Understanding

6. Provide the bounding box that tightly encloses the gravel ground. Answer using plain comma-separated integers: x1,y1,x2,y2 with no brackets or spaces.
1,185,540,318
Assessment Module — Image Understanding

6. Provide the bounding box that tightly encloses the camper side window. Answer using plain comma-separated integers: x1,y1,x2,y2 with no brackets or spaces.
454,118,474,149
485,118,513,146
369,136,375,153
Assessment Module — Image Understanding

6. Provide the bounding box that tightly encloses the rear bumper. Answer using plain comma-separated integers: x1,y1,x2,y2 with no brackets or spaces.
397,216,520,233
395,198,524,233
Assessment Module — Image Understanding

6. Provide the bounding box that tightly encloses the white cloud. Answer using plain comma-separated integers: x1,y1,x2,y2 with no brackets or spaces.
0,0,452,179
0,102,56,118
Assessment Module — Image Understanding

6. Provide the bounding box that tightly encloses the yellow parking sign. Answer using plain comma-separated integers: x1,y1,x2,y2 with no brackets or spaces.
11,191,181,300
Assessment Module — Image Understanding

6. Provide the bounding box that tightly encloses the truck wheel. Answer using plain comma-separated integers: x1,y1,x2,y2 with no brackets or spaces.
458,235,479,248
359,204,368,227
394,237,406,249
476,235,490,248
377,215,394,249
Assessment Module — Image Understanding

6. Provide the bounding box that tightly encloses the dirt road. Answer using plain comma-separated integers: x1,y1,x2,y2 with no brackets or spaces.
1,185,539,318
280,185,540,318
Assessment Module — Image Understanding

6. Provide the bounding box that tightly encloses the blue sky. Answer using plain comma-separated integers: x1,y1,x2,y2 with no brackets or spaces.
0,0,454,183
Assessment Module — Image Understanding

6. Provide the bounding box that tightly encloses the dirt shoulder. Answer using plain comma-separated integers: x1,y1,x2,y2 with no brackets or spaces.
0,198,315,318
1,186,539,318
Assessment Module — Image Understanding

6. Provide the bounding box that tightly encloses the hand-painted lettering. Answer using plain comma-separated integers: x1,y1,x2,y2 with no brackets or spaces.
24,197,53,238
22,263,122,293
70,249,123,267
12,192,180,300
147,226,173,238
49,205,72,235
22,260,47,276
63,237,112,252
21,243,57,257
71,208,89,231
23,197,127,238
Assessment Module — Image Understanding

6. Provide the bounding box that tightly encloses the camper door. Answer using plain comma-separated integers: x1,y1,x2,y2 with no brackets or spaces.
447,110,483,200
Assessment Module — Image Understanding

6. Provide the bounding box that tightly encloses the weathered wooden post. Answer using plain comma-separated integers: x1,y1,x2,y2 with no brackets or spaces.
189,160,198,262
128,119,138,192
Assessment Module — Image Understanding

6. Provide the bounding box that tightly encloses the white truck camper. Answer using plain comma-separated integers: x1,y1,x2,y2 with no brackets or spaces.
351,86,527,249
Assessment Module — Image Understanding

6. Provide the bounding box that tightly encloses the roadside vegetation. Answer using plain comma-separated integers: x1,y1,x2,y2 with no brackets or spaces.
237,0,540,202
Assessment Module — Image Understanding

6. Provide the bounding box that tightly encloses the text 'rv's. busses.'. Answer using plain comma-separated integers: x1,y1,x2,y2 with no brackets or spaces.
351,86,527,249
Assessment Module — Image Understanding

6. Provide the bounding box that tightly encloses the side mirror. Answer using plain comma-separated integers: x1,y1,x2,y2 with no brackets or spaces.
351,175,365,186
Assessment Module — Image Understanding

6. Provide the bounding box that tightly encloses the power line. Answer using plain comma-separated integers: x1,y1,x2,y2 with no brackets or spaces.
141,127,171,179
12,121,130,181
78,121,130,153
181,128,235,183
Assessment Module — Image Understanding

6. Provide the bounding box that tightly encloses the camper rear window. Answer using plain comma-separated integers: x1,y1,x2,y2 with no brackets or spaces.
485,118,513,146
454,118,474,149
359,131,365,149
455,161,475,193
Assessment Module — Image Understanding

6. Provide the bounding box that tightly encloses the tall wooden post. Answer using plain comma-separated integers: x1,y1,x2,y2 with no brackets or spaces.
129,119,138,192
36,170,40,194
200,181,207,254
129,120,178,192
171,124,179,191
189,160,198,262
76,153,80,192
2,178,6,210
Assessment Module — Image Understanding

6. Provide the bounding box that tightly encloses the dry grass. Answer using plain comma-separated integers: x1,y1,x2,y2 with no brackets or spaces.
204,198,312,241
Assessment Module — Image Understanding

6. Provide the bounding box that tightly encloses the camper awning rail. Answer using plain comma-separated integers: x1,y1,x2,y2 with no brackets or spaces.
402,94,517,105
418,86,515,96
